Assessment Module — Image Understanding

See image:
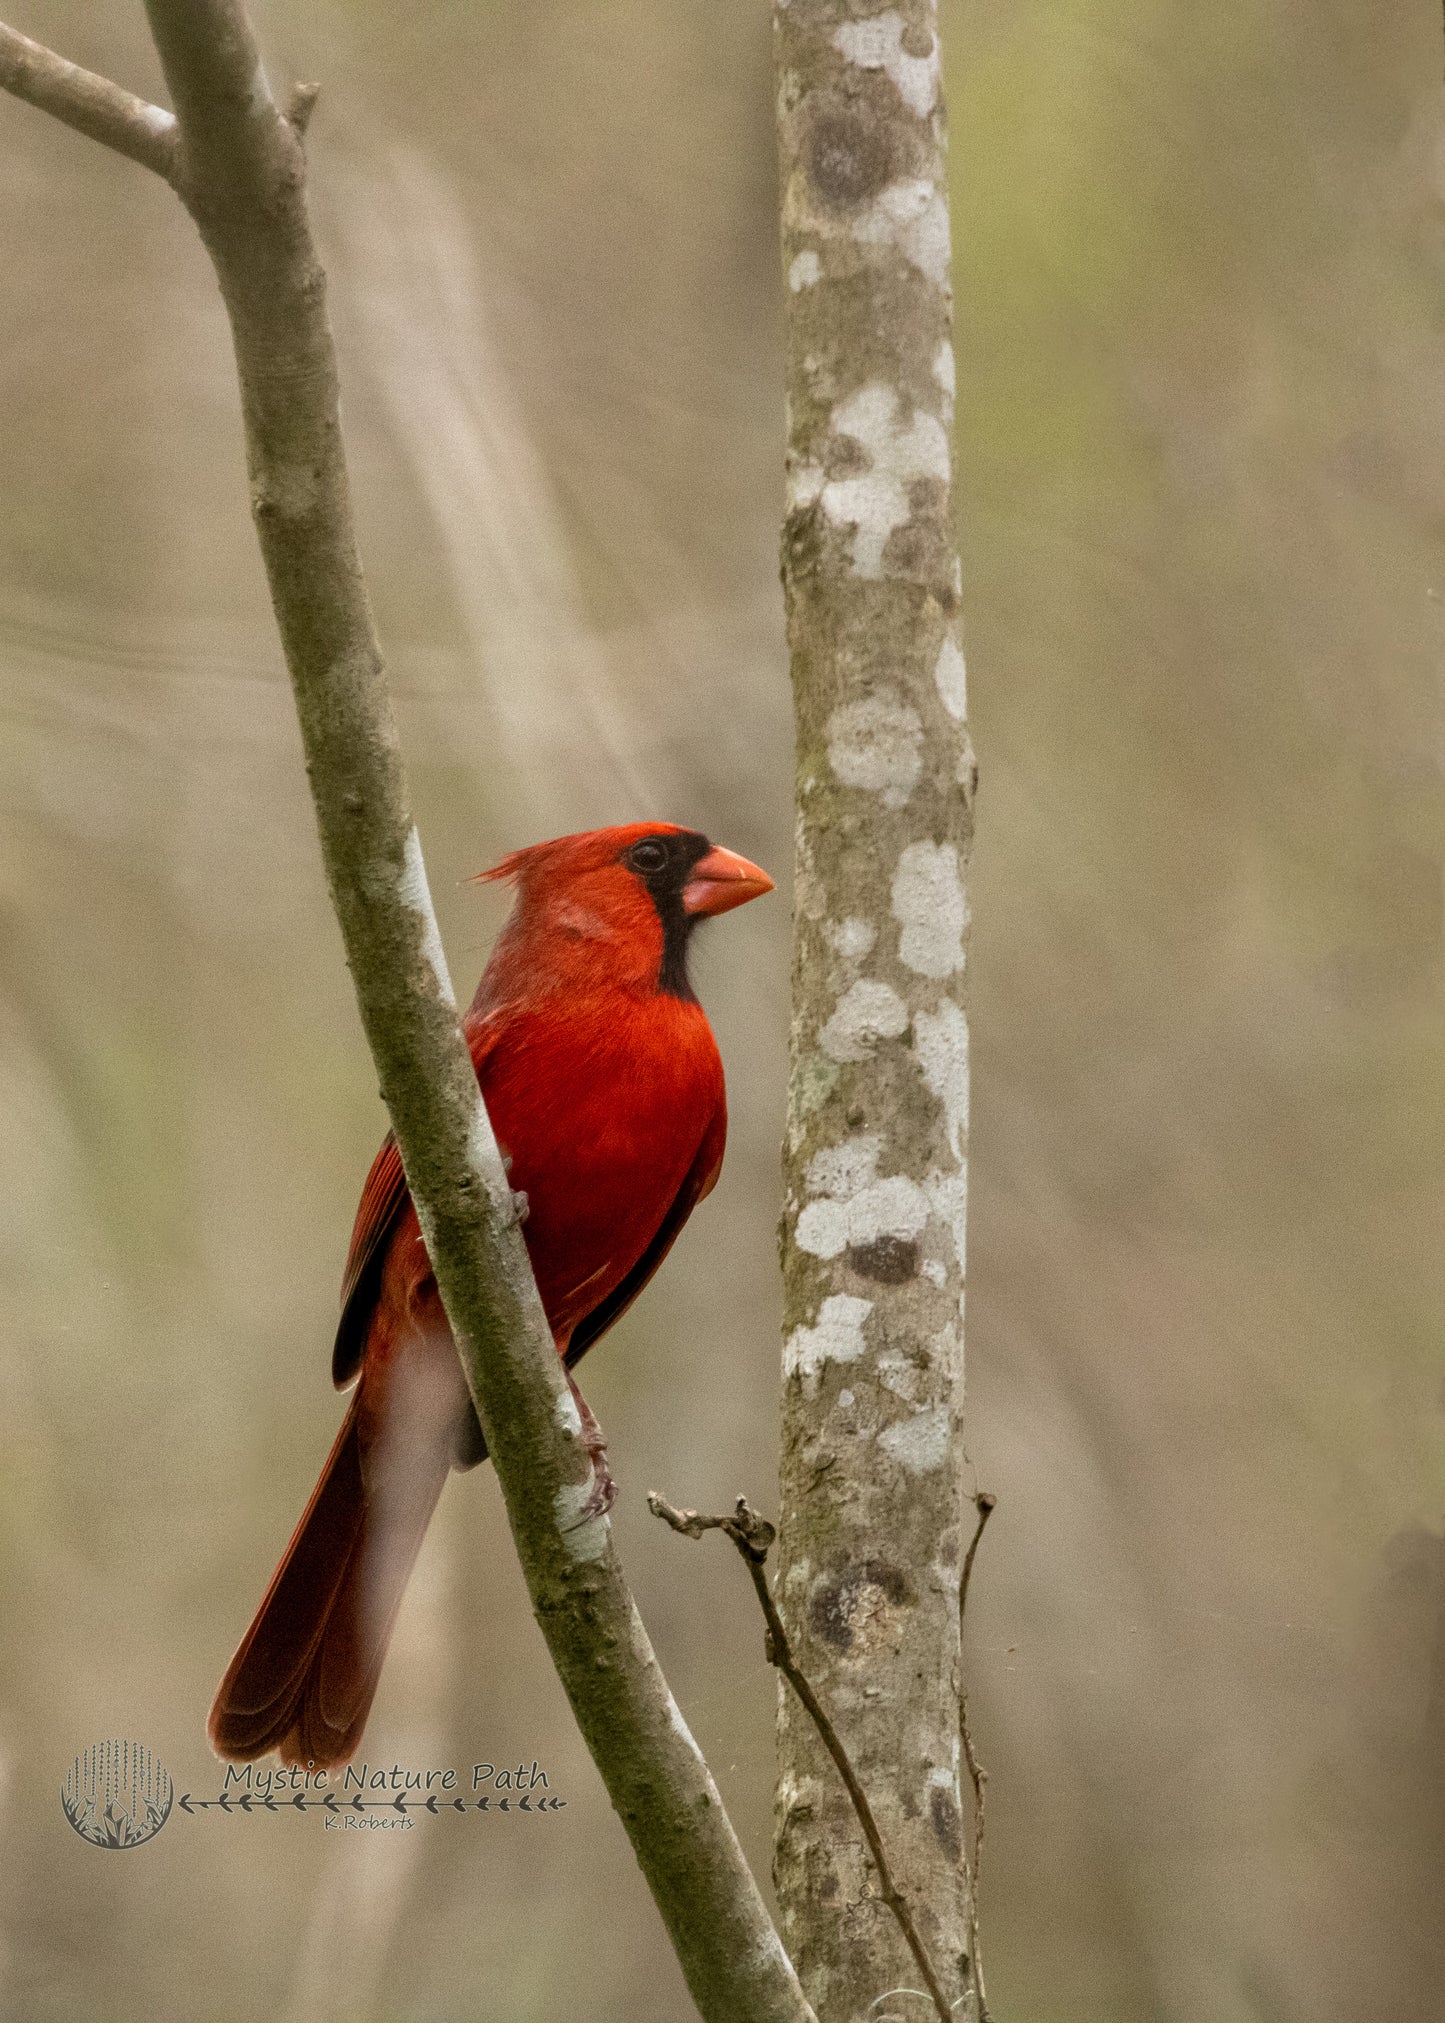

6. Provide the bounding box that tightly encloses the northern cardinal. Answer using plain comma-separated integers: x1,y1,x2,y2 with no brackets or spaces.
208,823,772,1769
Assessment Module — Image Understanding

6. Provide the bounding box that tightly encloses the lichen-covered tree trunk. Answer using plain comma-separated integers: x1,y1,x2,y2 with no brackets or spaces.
772,4,976,2017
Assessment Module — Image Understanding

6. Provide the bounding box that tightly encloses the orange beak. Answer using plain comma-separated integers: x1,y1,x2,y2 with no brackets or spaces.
682,844,775,917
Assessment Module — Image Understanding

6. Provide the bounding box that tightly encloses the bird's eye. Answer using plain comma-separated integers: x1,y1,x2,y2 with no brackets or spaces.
628,840,668,874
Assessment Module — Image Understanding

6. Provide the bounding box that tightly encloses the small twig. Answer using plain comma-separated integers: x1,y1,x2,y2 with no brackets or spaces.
958,1492,996,2023
650,1493,956,2023
0,20,178,180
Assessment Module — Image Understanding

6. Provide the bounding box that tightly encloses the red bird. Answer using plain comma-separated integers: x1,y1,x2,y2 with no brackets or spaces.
209,823,773,1769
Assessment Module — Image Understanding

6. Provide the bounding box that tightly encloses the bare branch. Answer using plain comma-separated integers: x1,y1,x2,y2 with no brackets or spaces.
5,2,814,2016
0,20,177,180
650,1494,956,2023
959,1493,997,2023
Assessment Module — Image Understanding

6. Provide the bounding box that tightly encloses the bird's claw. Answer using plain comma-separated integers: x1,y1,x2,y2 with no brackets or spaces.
562,1449,617,1528
511,1188,529,1225
559,1384,617,1526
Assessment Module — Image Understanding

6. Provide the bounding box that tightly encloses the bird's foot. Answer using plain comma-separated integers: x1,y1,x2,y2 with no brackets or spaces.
572,1446,618,1525
557,1445,616,1529
562,1377,617,1524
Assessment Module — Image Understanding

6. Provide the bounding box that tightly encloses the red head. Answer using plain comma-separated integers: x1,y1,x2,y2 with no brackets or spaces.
473,823,774,1004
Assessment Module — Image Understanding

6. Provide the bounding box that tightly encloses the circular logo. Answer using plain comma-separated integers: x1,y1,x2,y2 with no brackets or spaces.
61,1741,173,1850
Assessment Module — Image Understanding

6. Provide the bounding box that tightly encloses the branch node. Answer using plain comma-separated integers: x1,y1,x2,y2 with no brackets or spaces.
286,80,320,133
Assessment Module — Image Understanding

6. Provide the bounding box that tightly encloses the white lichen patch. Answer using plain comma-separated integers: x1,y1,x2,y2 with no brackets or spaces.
789,249,821,290
825,916,878,963
878,1407,950,1474
788,458,825,511
921,1258,947,1288
934,636,968,720
796,1172,931,1261
807,1134,882,1201
891,841,967,977
913,997,970,1161
819,977,909,1062
853,178,952,289
554,1387,583,1439
784,1294,872,1387
924,1168,969,1274
819,384,950,579
876,1352,924,1405
826,692,923,808
399,825,457,1008
566,1513,611,1563
833,12,940,118
552,1481,611,1562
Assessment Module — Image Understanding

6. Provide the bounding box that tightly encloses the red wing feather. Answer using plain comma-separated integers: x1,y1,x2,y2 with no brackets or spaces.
331,1135,406,1387
564,1097,726,1368
332,1017,504,1388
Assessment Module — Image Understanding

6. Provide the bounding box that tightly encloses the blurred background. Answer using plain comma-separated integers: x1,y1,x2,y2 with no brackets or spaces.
1,0,1444,2016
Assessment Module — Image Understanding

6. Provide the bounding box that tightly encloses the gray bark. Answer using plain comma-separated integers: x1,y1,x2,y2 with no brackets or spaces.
772,2,977,2017
0,10,814,2019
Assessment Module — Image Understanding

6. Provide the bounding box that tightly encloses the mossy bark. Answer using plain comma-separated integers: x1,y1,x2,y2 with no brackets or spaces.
772,4,977,2016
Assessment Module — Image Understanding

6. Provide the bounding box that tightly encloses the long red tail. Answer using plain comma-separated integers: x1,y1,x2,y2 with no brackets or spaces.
208,1379,451,1769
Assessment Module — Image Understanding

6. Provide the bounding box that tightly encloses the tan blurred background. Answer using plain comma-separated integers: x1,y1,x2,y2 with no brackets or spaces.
2,0,1444,2017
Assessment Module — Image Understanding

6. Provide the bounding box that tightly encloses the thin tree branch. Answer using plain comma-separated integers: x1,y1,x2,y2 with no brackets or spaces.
8,4,814,2017
650,1494,955,2023
959,1492,997,2023
0,20,178,180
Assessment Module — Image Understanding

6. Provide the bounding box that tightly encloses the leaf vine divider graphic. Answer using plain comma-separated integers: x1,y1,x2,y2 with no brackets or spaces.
176,1790,569,1816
